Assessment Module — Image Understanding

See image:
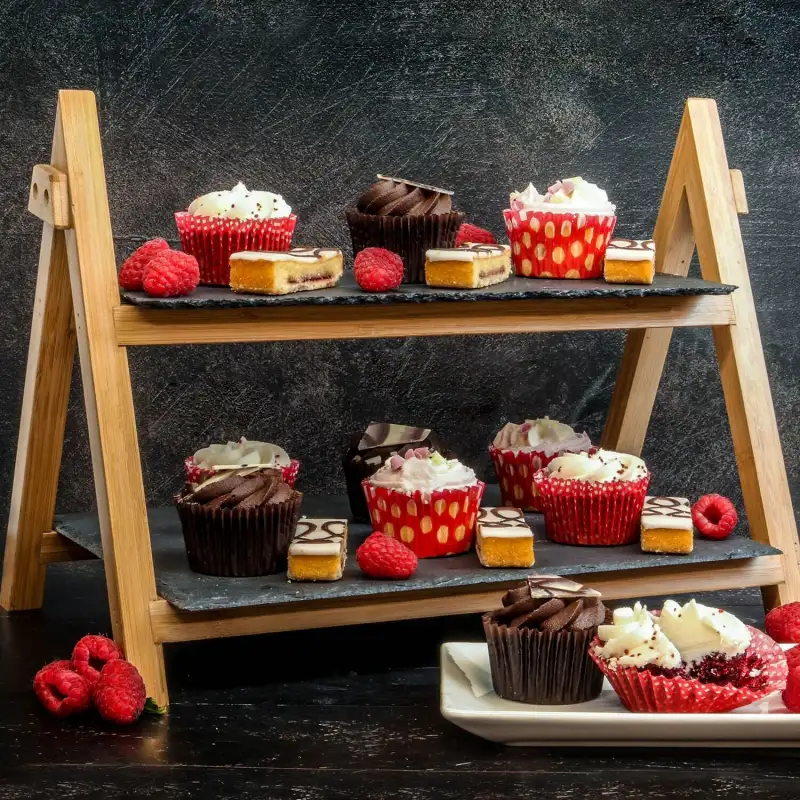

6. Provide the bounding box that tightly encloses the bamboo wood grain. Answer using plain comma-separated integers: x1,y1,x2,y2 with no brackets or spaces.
729,169,749,215
683,98,800,608
58,90,168,706
148,555,784,644
28,164,71,229
113,294,735,346
0,117,77,611
39,531,97,564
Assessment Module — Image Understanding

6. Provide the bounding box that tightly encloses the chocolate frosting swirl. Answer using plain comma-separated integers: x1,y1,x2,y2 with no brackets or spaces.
356,176,453,216
183,468,298,511
489,576,607,632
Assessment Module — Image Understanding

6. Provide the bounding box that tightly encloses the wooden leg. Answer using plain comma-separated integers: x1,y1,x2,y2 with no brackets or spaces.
57,90,168,705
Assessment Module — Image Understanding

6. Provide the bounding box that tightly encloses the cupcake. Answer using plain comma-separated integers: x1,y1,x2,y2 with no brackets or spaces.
503,177,616,279
185,438,300,488
489,417,591,512
346,175,465,284
590,599,787,713
175,467,303,576
175,182,297,285
483,575,606,705
362,448,484,558
343,423,449,523
533,448,650,545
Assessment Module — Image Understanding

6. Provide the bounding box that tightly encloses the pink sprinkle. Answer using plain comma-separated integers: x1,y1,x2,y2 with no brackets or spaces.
547,181,562,195
562,179,576,194
389,454,405,470
519,422,532,434
413,447,431,459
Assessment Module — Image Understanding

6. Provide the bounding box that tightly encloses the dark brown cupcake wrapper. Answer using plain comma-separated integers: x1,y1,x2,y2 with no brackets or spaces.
175,493,302,577
345,209,465,284
482,615,603,705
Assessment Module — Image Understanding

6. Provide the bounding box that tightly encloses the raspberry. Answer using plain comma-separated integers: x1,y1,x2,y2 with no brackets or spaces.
692,494,738,540
353,248,404,292
142,251,200,298
787,644,800,668
118,239,171,291
33,660,92,718
93,660,147,725
72,634,124,686
455,223,497,248
782,664,800,712
765,602,800,643
357,532,418,579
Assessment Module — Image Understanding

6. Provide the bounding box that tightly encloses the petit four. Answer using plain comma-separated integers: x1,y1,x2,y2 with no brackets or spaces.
483,575,606,704
475,507,534,568
640,496,693,554
346,175,464,283
424,243,511,289
503,177,617,279
603,238,656,285
287,518,348,582
229,247,343,295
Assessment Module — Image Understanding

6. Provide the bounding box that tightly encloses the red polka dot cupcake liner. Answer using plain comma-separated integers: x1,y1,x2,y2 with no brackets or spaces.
362,480,486,558
184,456,300,488
488,446,556,512
175,211,298,286
532,471,650,545
589,628,787,713
502,209,616,279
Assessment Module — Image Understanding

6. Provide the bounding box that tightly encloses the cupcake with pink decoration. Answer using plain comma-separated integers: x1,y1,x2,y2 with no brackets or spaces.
489,417,591,512
503,177,616,280
362,448,485,558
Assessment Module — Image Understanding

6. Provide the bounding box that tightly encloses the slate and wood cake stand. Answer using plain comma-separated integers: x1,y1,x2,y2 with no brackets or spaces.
1,90,797,710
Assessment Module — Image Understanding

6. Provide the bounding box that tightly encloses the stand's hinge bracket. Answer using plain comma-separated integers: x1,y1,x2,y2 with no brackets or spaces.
28,164,71,229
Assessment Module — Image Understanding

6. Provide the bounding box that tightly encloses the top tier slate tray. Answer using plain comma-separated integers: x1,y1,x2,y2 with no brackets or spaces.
3,92,799,711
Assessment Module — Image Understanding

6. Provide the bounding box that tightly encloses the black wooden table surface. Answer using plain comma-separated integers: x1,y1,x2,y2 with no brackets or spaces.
2,560,800,799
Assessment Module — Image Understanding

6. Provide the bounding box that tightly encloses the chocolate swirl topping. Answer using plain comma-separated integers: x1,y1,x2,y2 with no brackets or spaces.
356,175,454,216
183,468,298,511
489,576,607,632
608,238,655,252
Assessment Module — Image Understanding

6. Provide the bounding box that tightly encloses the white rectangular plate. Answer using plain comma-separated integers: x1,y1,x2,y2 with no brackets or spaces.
440,642,800,747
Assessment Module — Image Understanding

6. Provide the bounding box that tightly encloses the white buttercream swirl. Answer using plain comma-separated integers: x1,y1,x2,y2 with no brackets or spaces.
509,177,615,215
192,438,291,469
188,182,292,220
657,599,751,665
595,603,682,669
492,417,591,456
545,448,648,483
369,451,477,495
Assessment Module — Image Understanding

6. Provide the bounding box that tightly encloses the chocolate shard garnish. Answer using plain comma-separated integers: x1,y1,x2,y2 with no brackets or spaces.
539,599,583,633
357,423,432,451
525,575,601,599
509,598,566,629
375,175,454,196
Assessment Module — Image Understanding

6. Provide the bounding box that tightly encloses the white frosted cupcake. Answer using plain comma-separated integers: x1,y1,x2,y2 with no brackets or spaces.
184,438,300,488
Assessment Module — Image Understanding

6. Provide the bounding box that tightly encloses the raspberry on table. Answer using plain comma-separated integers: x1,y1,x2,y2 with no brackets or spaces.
93,659,147,725
455,223,496,248
142,250,200,298
782,664,800,712
357,531,418,579
72,634,124,685
692,494,738,540
353,247,404,292
33,660,92,718
765,602,800,643
787,644,800,667
118,238,171,291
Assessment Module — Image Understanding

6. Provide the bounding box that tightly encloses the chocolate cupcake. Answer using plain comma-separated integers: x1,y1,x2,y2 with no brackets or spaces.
343,423,448,522
483,575,606,705
346,175,465,283
175,467,302,577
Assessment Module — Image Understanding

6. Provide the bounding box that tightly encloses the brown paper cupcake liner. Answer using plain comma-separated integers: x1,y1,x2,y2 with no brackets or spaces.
175,493,302,577
483,616,603,705
345,209,465,284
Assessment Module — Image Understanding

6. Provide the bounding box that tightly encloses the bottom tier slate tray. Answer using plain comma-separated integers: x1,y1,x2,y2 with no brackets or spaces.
54,487,780,614
441,642,800,747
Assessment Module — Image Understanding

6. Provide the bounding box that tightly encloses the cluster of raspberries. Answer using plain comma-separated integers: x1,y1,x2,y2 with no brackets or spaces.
33,634,151,724
763,602,800,712
118,238,199,297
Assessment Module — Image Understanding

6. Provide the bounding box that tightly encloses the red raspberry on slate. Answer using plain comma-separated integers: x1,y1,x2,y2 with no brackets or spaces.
93,659,147,725
765,602,800,643
692,494,738,540
357,532,418,579
142,250,200,297
782,664,800,712
33,660,92,718
118,238,171,291
353,247,404,292
455,223,496,248
72,634,124,685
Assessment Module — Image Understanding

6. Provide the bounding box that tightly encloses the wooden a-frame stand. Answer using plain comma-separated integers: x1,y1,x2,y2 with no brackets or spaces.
2,90,799,708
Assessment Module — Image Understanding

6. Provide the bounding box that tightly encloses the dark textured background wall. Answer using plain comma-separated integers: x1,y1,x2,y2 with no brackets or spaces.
0,0,797,528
